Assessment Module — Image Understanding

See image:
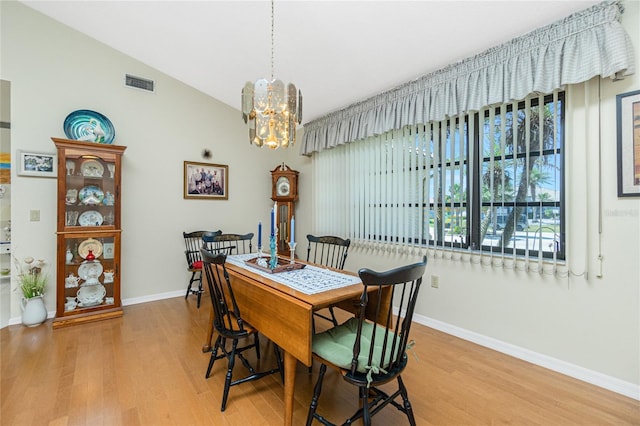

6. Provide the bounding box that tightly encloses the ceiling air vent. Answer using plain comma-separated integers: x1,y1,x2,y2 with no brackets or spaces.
124,74,155,93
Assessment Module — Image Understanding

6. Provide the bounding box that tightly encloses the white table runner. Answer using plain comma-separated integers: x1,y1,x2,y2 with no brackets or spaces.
226,253,361,295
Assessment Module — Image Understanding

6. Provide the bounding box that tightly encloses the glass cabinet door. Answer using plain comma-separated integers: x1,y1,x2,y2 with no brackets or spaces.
57,232,120,316
59,151,120,232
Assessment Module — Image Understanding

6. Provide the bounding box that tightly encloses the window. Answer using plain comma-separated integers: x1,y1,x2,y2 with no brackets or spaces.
314,90,565,261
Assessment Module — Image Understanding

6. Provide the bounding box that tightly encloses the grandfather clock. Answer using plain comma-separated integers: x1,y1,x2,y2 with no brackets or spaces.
271,163,299,257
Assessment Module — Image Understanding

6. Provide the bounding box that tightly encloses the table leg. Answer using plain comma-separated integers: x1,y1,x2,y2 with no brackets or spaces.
284,351,297,426
202,304,214,353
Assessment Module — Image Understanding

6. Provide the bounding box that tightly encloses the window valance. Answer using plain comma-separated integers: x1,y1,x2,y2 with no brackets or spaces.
300,0,635,156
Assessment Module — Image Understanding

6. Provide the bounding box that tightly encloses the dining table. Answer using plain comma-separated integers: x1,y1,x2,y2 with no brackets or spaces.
202,253,391,426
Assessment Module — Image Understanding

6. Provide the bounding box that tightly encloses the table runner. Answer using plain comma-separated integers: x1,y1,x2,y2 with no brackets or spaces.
226,253,361,295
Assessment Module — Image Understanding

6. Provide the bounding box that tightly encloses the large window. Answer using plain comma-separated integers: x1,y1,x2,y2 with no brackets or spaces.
314,90,565,261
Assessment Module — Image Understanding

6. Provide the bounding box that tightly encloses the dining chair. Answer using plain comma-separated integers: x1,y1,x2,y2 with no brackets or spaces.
200,247,284,412
306,234,351,328
306,256,427,426
202,232,254,255
183,230,221,308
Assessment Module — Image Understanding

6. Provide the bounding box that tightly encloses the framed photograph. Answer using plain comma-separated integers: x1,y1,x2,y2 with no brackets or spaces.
103,243,114,259
183,161,228,200
17,150,57,178
616,89,640,197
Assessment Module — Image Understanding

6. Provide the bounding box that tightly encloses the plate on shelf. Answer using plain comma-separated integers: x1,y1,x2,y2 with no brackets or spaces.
76,283,106,307
78,238,103,259
78,210,103,226
79,185,104,205
63,109,115,144
80,159,104,177
78,261,104,280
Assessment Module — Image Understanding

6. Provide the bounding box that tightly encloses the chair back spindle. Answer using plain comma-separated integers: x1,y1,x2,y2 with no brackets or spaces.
306,234,350,269
183,230,221,307
203,232,254,256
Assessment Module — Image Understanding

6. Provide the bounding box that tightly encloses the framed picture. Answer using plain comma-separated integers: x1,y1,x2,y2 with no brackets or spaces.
17,150,57,178
616,89,640,197
183,161,228,200
103,243,114,259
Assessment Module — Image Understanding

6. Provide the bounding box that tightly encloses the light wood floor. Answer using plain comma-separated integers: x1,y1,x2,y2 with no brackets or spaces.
2,295,638,425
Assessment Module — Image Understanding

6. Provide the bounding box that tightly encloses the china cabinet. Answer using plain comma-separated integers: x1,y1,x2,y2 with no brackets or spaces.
52,138,126,328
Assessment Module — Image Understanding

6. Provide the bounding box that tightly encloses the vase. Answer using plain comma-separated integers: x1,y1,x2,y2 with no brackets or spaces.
20,295,48,327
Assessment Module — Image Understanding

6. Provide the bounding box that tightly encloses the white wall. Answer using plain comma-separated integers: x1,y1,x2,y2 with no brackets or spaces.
287,2,640,397
1,2,289,317
2,0,638,399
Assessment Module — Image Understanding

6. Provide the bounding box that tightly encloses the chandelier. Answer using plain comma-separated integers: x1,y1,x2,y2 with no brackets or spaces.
241,0,302,149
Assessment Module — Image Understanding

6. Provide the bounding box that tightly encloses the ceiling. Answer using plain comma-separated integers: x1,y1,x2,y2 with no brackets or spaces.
22,0,599,124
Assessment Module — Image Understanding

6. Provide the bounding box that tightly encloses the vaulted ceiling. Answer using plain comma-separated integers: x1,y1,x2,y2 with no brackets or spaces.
22,1,599,123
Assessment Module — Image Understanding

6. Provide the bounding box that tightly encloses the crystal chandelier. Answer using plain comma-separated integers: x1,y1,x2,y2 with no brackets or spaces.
241,0,302,149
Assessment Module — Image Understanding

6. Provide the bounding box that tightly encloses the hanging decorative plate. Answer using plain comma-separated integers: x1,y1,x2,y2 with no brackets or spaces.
78,210,104,226
80,159,104,177
78,238,103,259
78,185,104,205
63,109,115,144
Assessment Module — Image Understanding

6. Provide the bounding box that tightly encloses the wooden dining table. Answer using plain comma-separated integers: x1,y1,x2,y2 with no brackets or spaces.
202,255,390,426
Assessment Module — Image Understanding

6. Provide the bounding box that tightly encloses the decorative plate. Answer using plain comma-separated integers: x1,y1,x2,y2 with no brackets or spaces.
79,185,104,205
80,159,104,177
77,283,106,307
78,261,104,281
78,238,103,259
63,109,115,144
78,210,104,226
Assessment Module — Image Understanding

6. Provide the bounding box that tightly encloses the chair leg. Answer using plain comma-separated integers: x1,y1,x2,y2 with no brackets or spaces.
273,344,284,383
196,277,202,308
253,332,261,359
220,339,239,412
306,363,327,426
206,335,223,378
359,386,372,426
398,375,416,426
185,271,196,299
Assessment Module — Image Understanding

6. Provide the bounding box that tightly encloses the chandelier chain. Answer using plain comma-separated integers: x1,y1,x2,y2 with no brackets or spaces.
271,0,275,81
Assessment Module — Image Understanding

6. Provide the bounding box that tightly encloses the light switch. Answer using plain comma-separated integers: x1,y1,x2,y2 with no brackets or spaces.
29,210,40,221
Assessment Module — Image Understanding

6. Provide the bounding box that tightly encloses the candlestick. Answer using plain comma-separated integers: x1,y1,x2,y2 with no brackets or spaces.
290,216,295,243
269,234,278,269
270,207,274,236
257,221,262,256
274,201,277,234
288,242,297,264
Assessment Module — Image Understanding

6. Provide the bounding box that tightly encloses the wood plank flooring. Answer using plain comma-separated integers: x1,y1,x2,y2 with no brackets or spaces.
2,295,638,425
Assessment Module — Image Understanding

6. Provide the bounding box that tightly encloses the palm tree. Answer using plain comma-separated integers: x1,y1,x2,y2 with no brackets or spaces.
498,101,557,247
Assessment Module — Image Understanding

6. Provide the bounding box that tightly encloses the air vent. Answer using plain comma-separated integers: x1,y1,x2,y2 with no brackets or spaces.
124,74,155,93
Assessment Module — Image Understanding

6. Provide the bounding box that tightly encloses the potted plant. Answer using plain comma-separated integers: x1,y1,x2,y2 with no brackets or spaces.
13,256,48,326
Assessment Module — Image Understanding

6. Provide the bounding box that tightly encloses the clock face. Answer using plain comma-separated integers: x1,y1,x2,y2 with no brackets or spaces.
276,176,291,196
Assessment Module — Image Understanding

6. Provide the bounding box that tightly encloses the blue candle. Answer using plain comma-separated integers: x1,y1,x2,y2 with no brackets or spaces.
270,207,274,236
258,221,262,247
290,216,295,243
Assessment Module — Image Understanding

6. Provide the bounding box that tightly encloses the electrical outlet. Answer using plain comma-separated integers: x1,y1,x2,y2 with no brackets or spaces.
431,275,439,288
29,210,40,221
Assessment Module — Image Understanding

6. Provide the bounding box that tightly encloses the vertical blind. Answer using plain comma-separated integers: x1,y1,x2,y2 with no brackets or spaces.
313,91,569,276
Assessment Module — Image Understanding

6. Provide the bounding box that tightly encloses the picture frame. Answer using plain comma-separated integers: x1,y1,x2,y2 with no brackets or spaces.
616,89,640,197
17,150,57,178
103,242,114,259
183,161,228,200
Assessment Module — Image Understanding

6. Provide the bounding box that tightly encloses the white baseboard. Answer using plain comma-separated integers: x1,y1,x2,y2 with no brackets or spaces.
414,313,640,401
6,290,185,326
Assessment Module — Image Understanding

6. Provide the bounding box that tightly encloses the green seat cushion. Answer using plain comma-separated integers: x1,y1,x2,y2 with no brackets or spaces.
312,317,398,373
